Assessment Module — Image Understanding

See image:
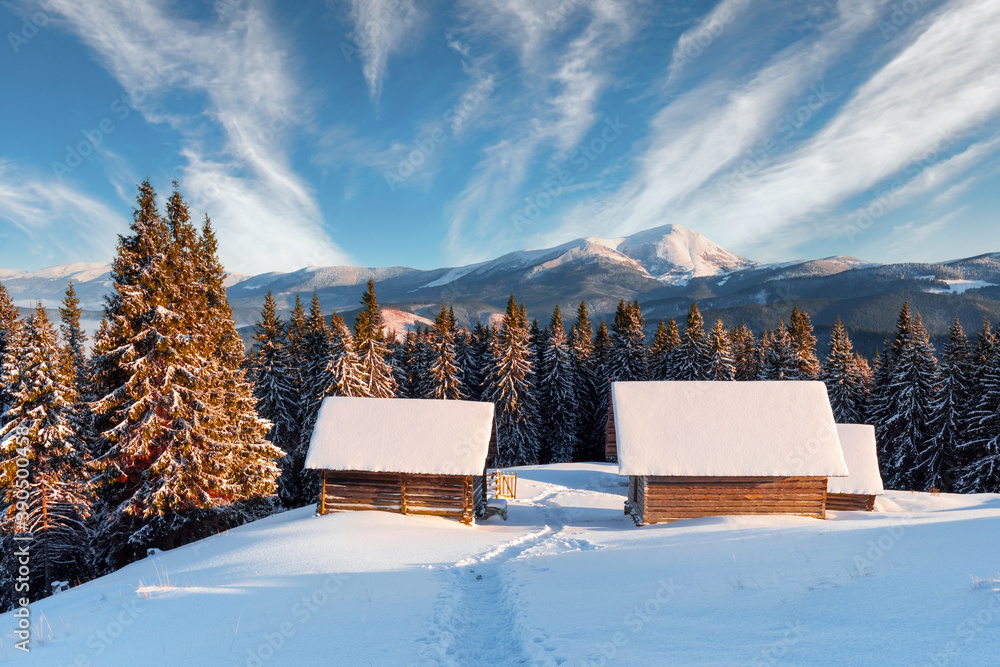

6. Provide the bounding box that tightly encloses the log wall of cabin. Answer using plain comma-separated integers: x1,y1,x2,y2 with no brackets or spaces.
633,476,828,524
320,471,476,524
605,402,617,461
825,492,876,511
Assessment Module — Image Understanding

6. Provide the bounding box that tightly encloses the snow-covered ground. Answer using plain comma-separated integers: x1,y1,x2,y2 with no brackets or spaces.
2,463,999,666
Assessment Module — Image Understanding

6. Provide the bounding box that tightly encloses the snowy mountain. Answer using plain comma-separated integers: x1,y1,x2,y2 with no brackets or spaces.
2,463,998,665
4,224,1000,347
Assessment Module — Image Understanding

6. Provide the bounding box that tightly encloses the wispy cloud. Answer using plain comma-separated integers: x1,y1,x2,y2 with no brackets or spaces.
0,160,127,263
542,0,887,251
42,0,349,272
345,0,424,106
444,0,639,263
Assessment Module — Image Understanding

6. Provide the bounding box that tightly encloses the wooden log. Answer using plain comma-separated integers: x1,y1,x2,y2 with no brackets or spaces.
825,493,876,511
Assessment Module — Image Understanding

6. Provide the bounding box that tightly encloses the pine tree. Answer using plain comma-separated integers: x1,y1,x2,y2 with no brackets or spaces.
427,304,464,400
730,322,760,381
788,307,821,380
250,292,300,508
89,182,281,567
958,320,1000,493
0,281,22,423
821,318,866,423
0,305,92,606
879,305,940,489
569,302,599,461
648,319,681,381
539,306,579,463
972,318,996,382
286,294,308,386
919,318,973,492
196,216,281,522
482,295,538,467
326,313,367,398
607,300,647,382
354,280,397,398
760,321,797,380
676,302,712,381
707,320,735,381
455,328,481,401
58,281,88,388
590,320,612,459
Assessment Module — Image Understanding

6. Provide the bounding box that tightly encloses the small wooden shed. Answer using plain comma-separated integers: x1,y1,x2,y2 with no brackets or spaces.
827,424,884,511
606,381,849,525
304,396,497,524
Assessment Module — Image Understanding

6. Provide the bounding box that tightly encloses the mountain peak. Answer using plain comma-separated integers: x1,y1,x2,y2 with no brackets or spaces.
596,224,756,285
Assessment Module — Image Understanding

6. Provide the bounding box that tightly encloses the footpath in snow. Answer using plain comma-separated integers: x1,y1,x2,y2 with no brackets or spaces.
1,463,999,666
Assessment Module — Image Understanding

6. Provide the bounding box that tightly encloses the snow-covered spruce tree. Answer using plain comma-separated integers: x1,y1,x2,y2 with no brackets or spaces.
0,305,92,607
0,282,20,424
539,306,579,463
392,330,417,398
648,319,681,381
250,292,301,508
821,317,866,424
58,280,88,388
590,320,612,459
326,313,367,398
482,295,539,467
426,304,464,400
354,280,397,398
917,318,973,492
568,302,599,461
469,321,493,402
730,322,760,381
788,307,821,380
972,318,996,383
285,294,308,397
760,321,797,380
197,217,282,523
852,353,873,421
957,324,1000,493
455,327,481,401
879,305,940,490
675,302,712,381
89,182,281,568
707,320,735,381
607,300,647,383
281,294,333,507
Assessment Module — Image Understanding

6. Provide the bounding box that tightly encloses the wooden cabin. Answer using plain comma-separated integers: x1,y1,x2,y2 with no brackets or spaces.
606,381,849,525
304,396,497,525
827,424,884,511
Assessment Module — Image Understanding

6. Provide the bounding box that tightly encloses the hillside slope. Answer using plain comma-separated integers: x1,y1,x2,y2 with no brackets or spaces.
2,464,998,666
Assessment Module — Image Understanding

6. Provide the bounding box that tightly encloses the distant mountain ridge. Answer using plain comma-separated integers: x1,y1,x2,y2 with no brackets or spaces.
3,224,1000,350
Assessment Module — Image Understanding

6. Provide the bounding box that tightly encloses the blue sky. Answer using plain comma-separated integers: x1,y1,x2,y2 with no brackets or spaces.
1,0,998,274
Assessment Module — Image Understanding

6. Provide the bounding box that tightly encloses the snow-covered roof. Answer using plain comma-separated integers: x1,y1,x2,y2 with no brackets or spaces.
828,424,885,495
304,396,495,476
611,381,849,478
